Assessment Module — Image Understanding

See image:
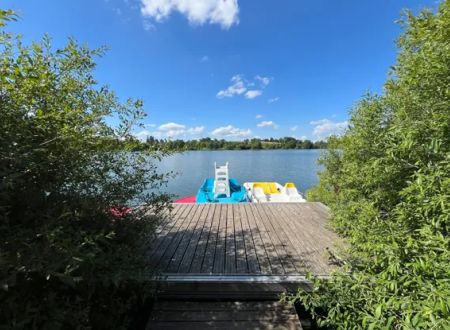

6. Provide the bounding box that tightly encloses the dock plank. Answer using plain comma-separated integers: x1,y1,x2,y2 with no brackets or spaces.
225,203,237,273
238,204,260,274
287,203,337,248
177,204,210,273
146,204,182,255
234,204,249,274
271,203,317,272
157,204,197,272
308,202,330,222
262,203,307,274
277,203,331,273
213,204,228,273
249,204,285,274
189,204,214,273
166,204,204,273
148,204,191,270
256,204,298,274
243,204,272,274
148,300,302,330
153,301,295,311
200,204,221,273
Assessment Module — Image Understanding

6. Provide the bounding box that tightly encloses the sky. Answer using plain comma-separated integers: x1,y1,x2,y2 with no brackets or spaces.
5,0,439,141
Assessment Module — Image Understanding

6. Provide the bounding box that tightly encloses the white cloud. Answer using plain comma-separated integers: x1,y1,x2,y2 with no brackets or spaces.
143,19,156,31
217,74,272,100
245,90,262,99
268,97,279,103
158,122,186,131
292,135,308,140
216,74,247,98
257,120,278,129
135,122,205,140
187,126,205,134
310,119,348,140
140,0,239,29
255,75,272,87
134,129,153,141
290,125,298,132
255,114,263,119
211,125,251,138
166,130,183,138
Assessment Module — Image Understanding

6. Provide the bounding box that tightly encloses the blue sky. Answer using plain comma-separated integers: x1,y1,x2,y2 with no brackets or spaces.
6,0,438,141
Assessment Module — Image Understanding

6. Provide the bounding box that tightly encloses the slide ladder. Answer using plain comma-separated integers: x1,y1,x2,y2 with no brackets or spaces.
213,162,230,198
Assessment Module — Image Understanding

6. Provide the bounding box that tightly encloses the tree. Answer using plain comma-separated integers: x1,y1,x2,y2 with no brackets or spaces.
250,138,262,149
297,2,450,329
0,14,171,329
282,137,297,149
142,137,327,151
300,140,314,149
0,9,16,27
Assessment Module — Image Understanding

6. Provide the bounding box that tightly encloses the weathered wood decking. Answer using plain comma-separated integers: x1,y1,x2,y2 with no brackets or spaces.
147,300,303,330
148,202,338,277
147,203,338,329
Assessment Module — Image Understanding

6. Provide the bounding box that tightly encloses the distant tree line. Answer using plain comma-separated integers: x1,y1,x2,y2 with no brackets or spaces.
137,136,327,151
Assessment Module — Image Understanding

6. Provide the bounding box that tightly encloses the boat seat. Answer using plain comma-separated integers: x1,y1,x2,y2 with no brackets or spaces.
253,187,266,202
284,182,299,196
253,182,280,194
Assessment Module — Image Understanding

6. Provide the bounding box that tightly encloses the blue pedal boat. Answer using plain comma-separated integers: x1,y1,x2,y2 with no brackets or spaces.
195,162,247,203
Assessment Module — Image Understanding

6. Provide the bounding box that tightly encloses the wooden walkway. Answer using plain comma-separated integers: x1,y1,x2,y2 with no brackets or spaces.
147,203,338,277
147,300,303,329
146,203,338,329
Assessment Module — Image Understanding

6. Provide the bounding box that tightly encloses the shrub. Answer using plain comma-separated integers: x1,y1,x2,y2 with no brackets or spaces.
0,12,171,329
296,2,450,329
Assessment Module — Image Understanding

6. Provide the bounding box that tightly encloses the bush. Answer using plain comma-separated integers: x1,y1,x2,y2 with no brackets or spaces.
0,12,171,329
296,2,450,329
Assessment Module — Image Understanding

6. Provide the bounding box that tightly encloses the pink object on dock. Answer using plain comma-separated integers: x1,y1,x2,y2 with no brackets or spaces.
109,206,132,218
174,196,196,203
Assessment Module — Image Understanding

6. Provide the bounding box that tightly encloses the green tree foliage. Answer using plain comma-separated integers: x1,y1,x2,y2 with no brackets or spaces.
137,136,326,151
297,2,450,329
0,9,16,27
0,14,171,329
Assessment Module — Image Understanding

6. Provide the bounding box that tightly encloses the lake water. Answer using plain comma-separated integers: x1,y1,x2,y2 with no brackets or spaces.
156,150,324,198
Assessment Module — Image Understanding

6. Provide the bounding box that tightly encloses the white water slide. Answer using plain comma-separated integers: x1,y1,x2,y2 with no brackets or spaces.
213,162,231,198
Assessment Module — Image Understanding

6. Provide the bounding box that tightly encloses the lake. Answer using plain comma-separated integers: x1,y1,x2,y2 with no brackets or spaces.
156,149,324,198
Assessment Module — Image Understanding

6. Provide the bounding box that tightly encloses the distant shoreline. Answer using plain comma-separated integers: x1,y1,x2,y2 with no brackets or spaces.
166,148,326,152
132,137,327,152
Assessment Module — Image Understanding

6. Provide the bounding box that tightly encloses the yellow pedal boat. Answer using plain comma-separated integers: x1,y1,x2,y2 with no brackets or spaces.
243,182,306,203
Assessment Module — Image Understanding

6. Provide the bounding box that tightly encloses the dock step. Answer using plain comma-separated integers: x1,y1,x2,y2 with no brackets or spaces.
147,300,303,329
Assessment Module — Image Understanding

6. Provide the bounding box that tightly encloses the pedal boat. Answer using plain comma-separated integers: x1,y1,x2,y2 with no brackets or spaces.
196,162,248,203
196,178,247,203
243,182,306,203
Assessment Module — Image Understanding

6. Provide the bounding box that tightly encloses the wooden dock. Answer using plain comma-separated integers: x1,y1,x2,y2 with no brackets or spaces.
146,203,339,329
148,202,338,278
